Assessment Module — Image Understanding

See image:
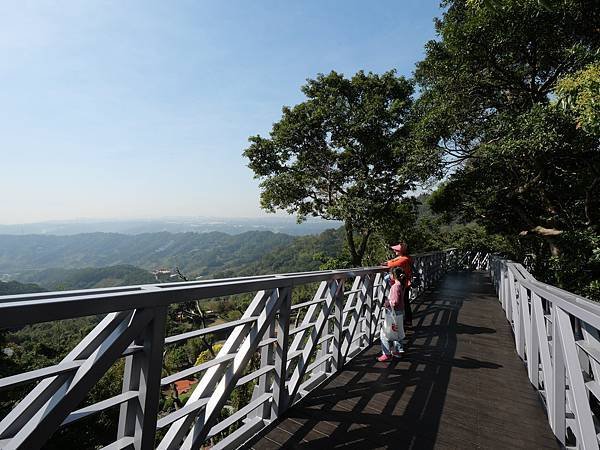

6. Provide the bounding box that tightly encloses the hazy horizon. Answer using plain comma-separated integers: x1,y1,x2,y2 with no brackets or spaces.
1,1,442,224
0,215,342,236
0,213,322,227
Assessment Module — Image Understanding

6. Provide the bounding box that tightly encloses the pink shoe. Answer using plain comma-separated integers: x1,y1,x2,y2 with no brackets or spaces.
377,354,393,362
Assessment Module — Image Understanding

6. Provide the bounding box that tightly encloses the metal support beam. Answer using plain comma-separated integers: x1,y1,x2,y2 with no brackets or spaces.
157,289,274,450
332,279,344,373
287,280,340,405
271,286,292,419
182,288,284,448
118,306,167,450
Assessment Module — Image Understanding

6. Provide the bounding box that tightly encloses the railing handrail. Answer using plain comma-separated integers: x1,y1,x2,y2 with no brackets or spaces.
0,249,460,328
0,266,387,328
495,257,600,322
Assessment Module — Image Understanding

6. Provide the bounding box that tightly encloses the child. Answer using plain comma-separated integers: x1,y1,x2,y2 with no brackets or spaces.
382,242,413,328
378,267,405,362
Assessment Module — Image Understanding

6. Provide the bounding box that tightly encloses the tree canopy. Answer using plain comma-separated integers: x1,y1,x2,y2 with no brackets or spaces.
556,61,600,135
414,0,600,297
244,70,417,265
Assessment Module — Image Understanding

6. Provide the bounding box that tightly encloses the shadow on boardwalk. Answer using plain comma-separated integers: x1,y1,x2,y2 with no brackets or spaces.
247,272,558,449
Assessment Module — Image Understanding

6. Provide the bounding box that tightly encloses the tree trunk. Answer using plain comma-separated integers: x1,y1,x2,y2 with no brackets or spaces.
344,220,362,266
344,220,371,267
356,229,372,265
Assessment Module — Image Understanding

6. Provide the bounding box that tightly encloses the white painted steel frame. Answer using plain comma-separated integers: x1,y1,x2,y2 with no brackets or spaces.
0,252,447,450
491,255,600,449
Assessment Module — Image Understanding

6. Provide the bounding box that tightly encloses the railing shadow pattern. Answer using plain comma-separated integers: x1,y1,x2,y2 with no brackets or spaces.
246,272,508,449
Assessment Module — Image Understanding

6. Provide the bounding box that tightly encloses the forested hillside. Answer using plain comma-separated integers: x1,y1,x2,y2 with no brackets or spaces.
17,265,156,291
0,231,296,277
0,227,349,448
212,228,347,277
0,280,45,295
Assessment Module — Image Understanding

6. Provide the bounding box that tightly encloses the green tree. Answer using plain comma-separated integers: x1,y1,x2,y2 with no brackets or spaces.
412,0,600,296
244,70,416,266
556,61,600,136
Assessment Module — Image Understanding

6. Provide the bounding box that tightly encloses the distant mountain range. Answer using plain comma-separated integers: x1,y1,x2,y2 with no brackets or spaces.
0,217,341,236
0,227,348,292
0,231,299,278
0,280,46,295
16,265,156,291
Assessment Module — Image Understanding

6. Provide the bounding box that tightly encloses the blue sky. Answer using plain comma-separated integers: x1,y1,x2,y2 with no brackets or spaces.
0,1,442,224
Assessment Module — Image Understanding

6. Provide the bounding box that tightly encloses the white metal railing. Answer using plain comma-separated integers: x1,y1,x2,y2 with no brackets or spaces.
491,255,600,450
446,248,490,271
0,252,447,450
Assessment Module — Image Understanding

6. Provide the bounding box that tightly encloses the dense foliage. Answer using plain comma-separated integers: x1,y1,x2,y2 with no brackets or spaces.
213,227,346,276
0,280,45,295
413,0,600,299
556,61,600,135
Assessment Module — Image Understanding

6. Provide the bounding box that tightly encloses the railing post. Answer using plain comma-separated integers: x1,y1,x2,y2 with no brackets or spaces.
363,274,374,348
418,259,424,296
514,279,524,358
504,267,512,321
271,286,292,419
366,274,380,346
551,305,566,444
118,305,167,450
332,278,345,372
255,320,275,420
532,292,553,420
524,285,539,387
510,274,522,357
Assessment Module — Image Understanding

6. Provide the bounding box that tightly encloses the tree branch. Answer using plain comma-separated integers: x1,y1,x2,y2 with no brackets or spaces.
519,226,563,237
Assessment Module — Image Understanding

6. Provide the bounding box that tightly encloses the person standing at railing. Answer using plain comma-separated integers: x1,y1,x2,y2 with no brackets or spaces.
378,267,406,362
382,242,413,328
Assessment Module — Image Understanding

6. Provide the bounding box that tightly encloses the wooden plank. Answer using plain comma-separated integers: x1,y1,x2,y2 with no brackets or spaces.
207,393,271,437
291,298,325,311
99,436,135,450
236,365,274,387
156,397,210,430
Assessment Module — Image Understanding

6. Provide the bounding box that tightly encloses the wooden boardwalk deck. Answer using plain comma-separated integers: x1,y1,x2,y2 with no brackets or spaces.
246,271,558,449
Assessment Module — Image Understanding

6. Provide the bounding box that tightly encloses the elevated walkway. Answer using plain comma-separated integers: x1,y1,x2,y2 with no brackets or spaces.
249,272,558,448
1,252,598,449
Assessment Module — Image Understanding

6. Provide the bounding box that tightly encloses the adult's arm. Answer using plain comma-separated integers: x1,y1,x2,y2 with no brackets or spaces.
385,256,410,268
